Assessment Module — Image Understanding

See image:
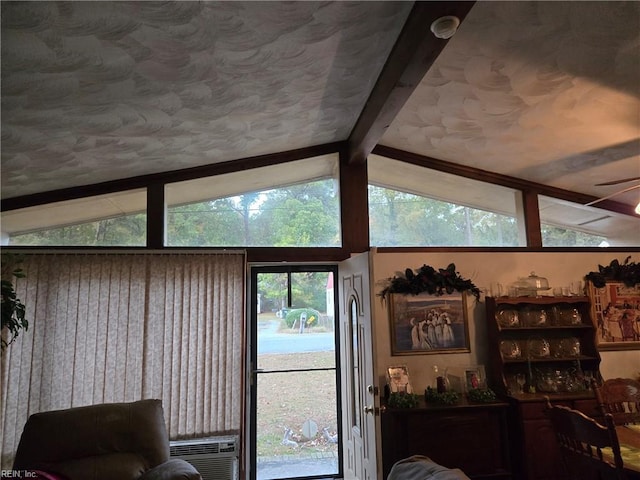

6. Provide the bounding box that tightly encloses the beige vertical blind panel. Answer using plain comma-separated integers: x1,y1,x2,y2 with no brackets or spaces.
1,252,245,467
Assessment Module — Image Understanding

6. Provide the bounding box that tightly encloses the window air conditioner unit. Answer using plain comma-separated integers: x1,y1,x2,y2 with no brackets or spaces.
170,435,239,480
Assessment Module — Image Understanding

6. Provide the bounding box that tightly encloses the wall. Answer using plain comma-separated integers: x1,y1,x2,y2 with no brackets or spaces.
370,251,640,393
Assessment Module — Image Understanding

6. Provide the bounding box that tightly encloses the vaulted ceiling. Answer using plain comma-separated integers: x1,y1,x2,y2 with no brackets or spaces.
2,1,639,220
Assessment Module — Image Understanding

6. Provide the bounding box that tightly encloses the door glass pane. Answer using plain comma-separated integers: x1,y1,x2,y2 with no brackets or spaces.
349,298,361,430
255,269,339,480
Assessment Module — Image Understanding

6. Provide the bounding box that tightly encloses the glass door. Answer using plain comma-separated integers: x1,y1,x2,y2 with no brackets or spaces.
250,265,341,480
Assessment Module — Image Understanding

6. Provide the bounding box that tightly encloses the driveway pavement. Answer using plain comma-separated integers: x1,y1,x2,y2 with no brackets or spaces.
257,320,335,354
257,453,338,480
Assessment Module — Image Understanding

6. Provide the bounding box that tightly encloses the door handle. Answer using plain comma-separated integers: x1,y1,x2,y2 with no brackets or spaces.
364,405,377,415
367,385,379,396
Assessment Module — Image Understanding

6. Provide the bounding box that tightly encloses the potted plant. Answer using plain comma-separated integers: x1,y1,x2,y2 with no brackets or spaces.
1,254,28,350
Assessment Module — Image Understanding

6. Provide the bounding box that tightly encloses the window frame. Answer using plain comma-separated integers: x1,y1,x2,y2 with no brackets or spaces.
1,143,637,258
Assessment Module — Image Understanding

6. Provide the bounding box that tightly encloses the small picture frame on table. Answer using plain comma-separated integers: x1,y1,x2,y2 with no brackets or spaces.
387,365,413,393
463,365,486,392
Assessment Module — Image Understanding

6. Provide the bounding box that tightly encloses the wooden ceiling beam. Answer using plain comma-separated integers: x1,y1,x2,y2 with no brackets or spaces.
346,1,476,165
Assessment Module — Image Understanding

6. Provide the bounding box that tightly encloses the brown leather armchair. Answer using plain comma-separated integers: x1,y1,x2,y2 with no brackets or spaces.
13,399,202,480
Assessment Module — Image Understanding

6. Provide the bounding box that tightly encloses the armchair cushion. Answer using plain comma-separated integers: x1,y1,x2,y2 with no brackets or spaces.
388,455,471,480
13,399,200,480
33,472,69,480
141,459,202,480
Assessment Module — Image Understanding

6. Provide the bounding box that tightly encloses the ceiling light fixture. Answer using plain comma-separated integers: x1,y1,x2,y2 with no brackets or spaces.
430,15,461,39
635,202,640,215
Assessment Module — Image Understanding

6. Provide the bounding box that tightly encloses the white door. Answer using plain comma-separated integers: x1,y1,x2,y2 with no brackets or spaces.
338,252,378,480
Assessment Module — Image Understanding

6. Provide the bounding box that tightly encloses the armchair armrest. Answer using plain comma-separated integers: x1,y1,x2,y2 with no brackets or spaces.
140,459,202,480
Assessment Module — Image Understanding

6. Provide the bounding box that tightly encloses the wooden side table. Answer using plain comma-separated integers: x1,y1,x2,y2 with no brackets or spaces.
380,398,512,479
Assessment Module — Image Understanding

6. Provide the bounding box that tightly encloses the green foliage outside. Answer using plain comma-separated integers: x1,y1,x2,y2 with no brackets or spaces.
8,178,607,248
9,214,146,246
258,272,329,317
167,180,340,247
368,186,520,247
283,308,322,329
541,224,606,247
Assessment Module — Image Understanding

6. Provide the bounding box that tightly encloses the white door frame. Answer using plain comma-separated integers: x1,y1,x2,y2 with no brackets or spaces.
338,252,379,480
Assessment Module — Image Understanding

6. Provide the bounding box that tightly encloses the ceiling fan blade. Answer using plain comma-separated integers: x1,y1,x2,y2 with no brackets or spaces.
595,176,640,186
585,184,640,206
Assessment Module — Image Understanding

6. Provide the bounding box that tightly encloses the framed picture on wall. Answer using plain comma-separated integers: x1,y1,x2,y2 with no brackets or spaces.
388,292,470,355
587,281,640,351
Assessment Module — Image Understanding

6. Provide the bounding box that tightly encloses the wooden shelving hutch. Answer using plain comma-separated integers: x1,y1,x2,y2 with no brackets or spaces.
485,295,602,480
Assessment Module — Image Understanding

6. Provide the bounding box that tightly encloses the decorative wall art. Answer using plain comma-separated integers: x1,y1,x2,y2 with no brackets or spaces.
587,281,640,351
388,292,470,355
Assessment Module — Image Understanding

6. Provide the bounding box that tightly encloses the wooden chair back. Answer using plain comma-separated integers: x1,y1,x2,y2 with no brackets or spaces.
592,378,640,425
545,398,627,480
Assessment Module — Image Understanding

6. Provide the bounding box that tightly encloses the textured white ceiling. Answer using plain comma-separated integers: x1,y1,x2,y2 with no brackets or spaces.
381,1,640,206
1,0,639,212
0,1,411,198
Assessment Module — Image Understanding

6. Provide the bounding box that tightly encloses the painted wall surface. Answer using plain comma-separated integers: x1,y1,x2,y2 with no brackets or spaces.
370,251,640,393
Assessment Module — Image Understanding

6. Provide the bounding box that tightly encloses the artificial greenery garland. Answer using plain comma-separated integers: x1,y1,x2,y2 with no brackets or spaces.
379,263,481,301
387,392,421,409
584,256,640,288
424,387,460,405
467,387,497,403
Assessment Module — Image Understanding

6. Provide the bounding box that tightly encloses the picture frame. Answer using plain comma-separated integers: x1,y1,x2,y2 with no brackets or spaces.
388,292,470,355
386,365,413,393
463,365,486,392
587,281,640,351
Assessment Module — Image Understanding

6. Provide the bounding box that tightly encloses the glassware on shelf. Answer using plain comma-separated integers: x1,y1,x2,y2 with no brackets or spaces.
553,307,582,325
558,337,581,357
522,308,547,327
535,369,559,393
512,272,550,297
500,339,521,359
527,337,550,358
432,365,451,393
550,339,562,358
550,337,580,358
497,309,519,328
533,367,586,393
570,281,584,296
583,370,595,389
515,373,526,393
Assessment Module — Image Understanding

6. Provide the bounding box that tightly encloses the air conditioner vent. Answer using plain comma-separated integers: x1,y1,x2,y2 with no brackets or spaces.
170,436,239,480
170,441,225,456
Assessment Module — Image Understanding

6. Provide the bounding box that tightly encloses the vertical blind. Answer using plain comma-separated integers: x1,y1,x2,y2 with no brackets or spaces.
0,252,245,468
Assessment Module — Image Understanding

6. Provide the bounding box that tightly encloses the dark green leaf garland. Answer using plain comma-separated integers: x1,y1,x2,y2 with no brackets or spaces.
424,387,460,405
387,392,421,408
379,263,481,301
584,256,640,288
